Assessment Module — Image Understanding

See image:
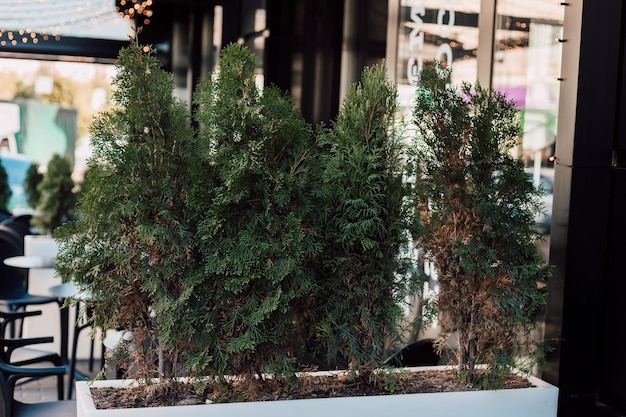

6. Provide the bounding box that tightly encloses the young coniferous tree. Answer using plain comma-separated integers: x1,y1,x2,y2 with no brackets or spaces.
24,162,43,209
189,44,318,385
32,153,75,234
55,42,199,384
313,64,415,377
411,62,550,388
0,160,12,211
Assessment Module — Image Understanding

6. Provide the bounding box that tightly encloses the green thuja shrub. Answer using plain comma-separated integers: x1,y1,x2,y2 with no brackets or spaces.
32,154,75,234
24,162,43,209
55,42,199,383
410,61,550,388
313,64,416,377
189,44,318,384
0,160,12,210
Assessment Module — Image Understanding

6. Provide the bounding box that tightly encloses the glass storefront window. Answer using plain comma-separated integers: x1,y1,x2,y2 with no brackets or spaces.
493,0,564,240
493,1,564,167
395,0,481,108
391,0,563,237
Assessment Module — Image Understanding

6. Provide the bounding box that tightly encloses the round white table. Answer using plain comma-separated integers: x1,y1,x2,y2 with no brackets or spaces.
3,255,56,269
3,255,68,369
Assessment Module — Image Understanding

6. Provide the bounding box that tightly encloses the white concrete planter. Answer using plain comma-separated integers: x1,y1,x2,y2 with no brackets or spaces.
76,367,558,417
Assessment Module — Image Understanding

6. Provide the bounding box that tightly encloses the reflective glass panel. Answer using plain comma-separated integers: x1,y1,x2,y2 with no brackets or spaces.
493,0,564,238
395,0,481,108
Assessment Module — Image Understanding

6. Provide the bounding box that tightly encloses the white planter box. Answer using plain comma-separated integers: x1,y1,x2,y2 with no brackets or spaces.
76,366,559,417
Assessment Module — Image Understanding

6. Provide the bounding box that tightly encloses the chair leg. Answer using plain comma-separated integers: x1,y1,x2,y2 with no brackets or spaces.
67,323,81,399
7,305,24,338
89,337,95,372
57,373,64,401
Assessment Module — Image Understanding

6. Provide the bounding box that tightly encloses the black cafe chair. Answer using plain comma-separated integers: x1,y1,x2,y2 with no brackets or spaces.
0,311,65,401
0,362,76,417
0,316,75,417
0,311,63,369
0,219,32,248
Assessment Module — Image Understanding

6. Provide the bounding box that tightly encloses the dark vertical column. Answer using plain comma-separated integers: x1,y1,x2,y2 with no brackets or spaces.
300,0,344,124
220,0,243,48
341,0,369,90
596,3,626,414
265,0,296,94
139,2,216,111
544,1,625,416
264,0,345,125
136,1,176,71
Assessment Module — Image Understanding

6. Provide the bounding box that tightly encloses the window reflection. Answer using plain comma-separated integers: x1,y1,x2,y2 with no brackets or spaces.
395,0,481,108
494,3,563,171
493,1,563,241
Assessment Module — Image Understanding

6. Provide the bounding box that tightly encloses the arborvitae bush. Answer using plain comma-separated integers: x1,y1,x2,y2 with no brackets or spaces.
313,64,416,376
55,40,429,399
0,159,11,210
24,162,43,209
410,62,550,388
190,44,318,383
55,43,199,383
32,153,75,234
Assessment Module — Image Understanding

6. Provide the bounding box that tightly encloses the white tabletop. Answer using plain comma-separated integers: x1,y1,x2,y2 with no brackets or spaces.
3,255,56,269
48,282,91,300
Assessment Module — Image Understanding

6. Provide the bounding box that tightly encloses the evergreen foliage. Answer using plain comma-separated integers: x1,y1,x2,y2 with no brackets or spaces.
190,44,318,382
0,159,12,210
24,162,43,209
31,153,75,234
54,42,200,382
313,64,416,375
410,62,550,388
55,39,548,400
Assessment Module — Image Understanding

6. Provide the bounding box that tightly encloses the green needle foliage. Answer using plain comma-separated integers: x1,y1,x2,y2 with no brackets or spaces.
190,44,318,383
313,64,416,377
55,42,199,383
410,61,550,388
0,159,11,210
24,162,43,209
32,153,75,234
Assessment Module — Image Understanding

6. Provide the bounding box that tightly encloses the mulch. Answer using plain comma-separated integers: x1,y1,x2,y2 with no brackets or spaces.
89,369,533,409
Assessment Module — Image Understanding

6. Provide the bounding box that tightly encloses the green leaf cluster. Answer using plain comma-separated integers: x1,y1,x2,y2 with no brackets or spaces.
24,162,43,209
311,64,417,374
55,42,418,389
0,159,12,210
55,43,199,381
54,42,548,395
410,61,550,387
188,44,318,380
31,153,75,234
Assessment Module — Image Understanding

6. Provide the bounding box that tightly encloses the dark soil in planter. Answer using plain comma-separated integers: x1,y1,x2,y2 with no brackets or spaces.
89,369,533,410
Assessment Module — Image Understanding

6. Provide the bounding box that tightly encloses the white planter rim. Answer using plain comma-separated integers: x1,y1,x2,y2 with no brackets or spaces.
76,366,559,417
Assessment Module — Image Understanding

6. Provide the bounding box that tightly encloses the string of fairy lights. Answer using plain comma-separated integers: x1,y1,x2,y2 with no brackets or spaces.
0,0,152,46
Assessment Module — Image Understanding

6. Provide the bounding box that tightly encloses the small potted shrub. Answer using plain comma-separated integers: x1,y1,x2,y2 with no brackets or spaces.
55,40,200,387
24,162,43,210
410,61,553,388
0,159,12,214
312,63,417,377
186,42,319,393
31,153,75,235
58,44,557,417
